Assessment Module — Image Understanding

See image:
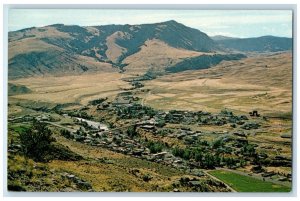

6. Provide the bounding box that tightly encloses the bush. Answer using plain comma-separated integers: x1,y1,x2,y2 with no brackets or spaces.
60,129,71,138
19,121,55,162
241,144,256,157
142,174,152,182
127,125,138,138
156,120,166,128
172,146,184,158
146,141,164,153
212,139,224,149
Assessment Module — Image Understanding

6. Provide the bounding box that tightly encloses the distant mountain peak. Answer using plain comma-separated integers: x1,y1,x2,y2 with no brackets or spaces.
211,35,239,41
160,20,179,24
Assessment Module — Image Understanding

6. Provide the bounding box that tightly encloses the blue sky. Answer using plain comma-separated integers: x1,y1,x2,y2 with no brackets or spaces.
8,9,293,38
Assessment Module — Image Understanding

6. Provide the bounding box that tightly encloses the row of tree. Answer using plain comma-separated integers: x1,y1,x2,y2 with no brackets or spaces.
172,146,246,169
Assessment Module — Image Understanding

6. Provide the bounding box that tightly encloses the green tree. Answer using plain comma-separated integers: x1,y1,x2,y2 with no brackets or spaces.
203,154,215,169
156,120,166,128
147,141,164,153
194,150,203,162
19,121,55,162
241,144,256,157
60,129,71,138
127,125,138,138
172,146,184,158
183,149,191,160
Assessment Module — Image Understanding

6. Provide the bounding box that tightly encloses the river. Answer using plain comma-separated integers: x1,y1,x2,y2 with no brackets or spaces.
75,117,109,131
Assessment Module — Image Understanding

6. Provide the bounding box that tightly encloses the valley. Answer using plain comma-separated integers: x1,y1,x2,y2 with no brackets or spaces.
7,52,292,192
7,20,293,193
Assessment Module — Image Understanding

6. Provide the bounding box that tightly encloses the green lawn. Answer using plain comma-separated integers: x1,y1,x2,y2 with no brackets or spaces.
209,170,291,192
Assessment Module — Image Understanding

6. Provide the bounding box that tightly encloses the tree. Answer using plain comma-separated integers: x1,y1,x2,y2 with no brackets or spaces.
172,146,184,158
60,129,71,138
241,144,256,157
156,120,166,128
194,150,203,162
127,125,138,138
212,139,224,149
19,120,55,162
147,141,164,153
203,154,215,169
183,149,191,160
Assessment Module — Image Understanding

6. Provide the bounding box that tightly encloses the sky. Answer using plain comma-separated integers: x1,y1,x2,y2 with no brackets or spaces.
8,9,293,38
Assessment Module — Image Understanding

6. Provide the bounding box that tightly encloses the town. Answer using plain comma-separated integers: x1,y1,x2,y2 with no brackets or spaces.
8,83,292,192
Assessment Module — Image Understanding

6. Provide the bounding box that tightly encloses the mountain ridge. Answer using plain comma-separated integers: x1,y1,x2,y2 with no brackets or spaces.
8,20,292,79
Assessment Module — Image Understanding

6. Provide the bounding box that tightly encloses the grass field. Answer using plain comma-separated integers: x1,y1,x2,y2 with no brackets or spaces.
9,52,292,115
9,72,132,105
209,170,291,192
142,52,292,114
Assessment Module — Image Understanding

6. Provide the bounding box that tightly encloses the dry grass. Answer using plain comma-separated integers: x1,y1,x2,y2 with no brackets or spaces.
9,26,71,60
105,31,128,63
124,39,209,75
49,132,187,192
142,52,292,115
9,72,131,105
8,38,63,60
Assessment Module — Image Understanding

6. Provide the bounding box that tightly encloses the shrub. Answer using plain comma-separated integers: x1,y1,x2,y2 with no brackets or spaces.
212,139,224,149
172,146,184,158
19,121,55,162
127,125,138,138
142,174,152,182
60,129,71,138
156,120,166,128
146,141,164,153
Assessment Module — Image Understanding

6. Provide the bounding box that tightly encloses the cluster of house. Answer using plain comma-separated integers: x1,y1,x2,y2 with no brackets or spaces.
68,126,189,169
8,115,34,123
9,114,55,123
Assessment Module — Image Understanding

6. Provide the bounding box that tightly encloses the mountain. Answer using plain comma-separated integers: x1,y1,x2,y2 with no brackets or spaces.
8,21,292,79
216,35,292,52
166,53,246,73
8,20,220,78
211,35,239,41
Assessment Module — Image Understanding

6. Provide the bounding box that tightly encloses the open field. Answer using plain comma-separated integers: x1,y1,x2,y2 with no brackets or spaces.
142,52,292,115
9,72,132,105
9,52,292,115
208,169,291,192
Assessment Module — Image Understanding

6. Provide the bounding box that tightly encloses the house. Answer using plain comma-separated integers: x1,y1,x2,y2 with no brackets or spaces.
140,125,156,131
152,151,168,159
112,98,131,106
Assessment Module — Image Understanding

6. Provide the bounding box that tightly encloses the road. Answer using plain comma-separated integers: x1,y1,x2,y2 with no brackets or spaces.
43,121,77,133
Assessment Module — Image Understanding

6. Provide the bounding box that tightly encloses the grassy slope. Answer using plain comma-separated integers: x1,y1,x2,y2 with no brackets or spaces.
143,52,292,114
209,170,291,192
9,72,132,105
123,39,206,75
47,132,186,192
